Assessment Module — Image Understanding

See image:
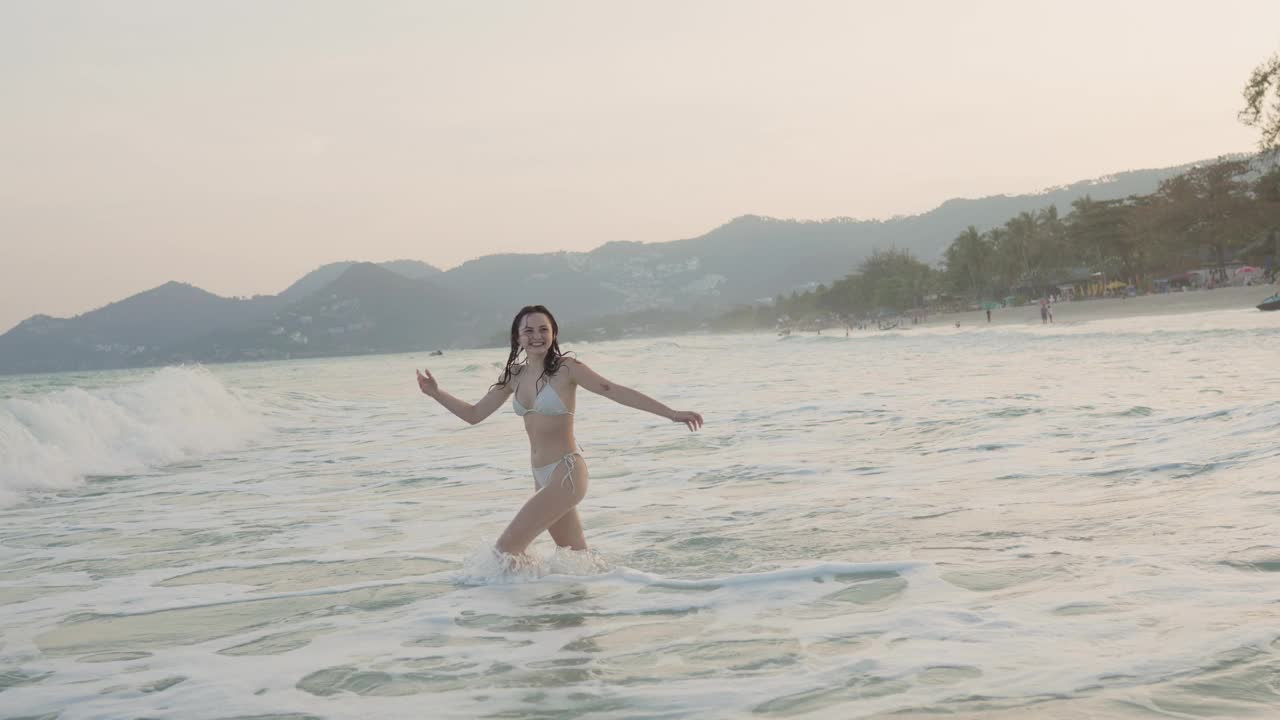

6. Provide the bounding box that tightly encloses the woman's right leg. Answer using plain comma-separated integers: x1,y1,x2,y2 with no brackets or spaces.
495,458,588,556
546,508,587,551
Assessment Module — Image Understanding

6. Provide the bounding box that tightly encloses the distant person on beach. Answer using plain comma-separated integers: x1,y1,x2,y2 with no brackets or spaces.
416,304,703,565
986,309,991,323
1040,300,1049,324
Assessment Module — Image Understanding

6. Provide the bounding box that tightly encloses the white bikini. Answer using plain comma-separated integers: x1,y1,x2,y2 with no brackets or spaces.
512,381,573,418
512,379,581,491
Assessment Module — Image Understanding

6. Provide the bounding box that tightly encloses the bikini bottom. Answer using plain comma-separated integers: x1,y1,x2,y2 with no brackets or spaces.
531,452,582,493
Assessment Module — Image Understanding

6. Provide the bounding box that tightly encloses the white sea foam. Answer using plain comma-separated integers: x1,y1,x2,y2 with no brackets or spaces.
597,560,921,589
457,543,613,584
0,366,264,506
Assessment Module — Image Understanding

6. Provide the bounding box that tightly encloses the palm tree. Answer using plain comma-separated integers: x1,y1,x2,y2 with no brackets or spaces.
1033,204,1074,290
1004,211,1038,289
987,226,1021,295
943,226,993,300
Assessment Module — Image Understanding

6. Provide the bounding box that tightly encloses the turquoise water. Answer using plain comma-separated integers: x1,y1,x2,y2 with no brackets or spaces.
2,307,1280,718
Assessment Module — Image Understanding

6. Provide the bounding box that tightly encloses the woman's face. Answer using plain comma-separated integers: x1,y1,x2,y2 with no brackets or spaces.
518,312,555,358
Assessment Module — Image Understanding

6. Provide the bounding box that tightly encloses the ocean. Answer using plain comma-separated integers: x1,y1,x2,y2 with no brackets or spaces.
2,301,1279,719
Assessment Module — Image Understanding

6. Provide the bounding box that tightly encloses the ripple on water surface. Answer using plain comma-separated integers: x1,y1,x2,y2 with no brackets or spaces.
35,584,450,657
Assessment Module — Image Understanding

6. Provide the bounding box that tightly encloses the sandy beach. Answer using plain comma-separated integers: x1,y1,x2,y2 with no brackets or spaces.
930,284,1279,329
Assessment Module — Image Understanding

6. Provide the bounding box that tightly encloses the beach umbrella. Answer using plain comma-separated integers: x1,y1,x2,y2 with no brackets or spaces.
1236,266,1259,274
1106,280,1127,289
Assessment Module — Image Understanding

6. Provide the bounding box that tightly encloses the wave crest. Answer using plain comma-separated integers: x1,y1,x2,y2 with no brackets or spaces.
0,367,264,506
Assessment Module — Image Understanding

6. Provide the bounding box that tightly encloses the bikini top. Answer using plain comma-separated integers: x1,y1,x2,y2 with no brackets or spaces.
512,380,573,417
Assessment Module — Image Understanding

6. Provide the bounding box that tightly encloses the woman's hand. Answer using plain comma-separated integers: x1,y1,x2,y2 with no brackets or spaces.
416,369,438,397
669,410,704,432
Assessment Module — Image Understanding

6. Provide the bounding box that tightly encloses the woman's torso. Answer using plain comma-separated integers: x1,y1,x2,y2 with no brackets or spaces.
510,364,578,466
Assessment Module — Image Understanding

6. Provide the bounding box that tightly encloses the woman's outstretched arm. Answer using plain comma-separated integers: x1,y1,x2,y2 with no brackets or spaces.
567,359,703,431
417,369,511,425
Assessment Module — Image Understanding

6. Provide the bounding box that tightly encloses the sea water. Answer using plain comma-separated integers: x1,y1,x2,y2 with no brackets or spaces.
2,305,1279,718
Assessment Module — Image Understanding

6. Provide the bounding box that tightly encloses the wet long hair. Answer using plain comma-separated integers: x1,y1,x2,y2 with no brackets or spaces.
493,305,571,391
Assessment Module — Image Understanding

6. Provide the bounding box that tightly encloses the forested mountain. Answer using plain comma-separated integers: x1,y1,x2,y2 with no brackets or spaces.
0,159,1219,374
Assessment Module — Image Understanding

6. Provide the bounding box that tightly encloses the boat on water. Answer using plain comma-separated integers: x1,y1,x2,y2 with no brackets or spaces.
1258,294,1280,311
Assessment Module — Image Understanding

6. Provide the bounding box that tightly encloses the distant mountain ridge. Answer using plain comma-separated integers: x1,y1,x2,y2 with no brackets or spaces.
432,160,1209,326
0,157,1224,374
0,283,286,374
279,259,442,302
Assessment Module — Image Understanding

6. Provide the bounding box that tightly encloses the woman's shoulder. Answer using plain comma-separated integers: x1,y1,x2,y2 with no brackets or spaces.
562,357,594,385
497,362,528,386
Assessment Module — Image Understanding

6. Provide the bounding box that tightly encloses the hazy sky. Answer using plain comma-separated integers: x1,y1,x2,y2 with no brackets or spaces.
2,1,1278,332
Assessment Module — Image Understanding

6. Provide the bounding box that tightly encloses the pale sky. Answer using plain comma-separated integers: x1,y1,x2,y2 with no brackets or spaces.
2,1,1278,332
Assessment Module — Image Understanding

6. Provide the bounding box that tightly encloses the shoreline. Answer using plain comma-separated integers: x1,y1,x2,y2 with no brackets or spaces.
3,285,1277,380
810,284,1279,333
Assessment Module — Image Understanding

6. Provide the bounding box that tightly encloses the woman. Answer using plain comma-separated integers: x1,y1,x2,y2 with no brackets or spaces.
417,305,703,560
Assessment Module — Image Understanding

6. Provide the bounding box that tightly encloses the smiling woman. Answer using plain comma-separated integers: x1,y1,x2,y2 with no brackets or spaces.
416,304,703,569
